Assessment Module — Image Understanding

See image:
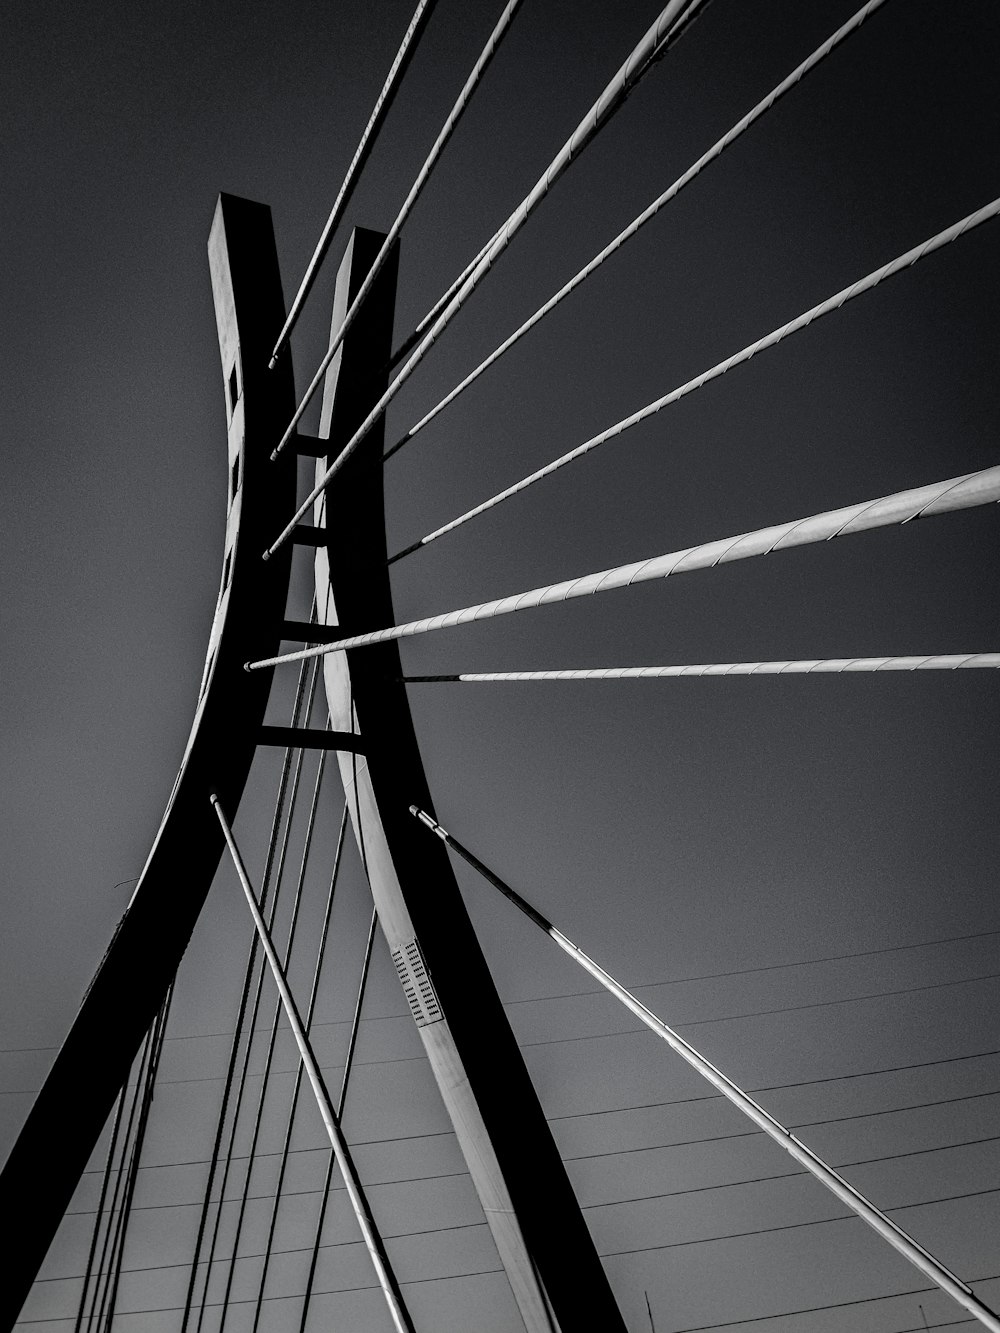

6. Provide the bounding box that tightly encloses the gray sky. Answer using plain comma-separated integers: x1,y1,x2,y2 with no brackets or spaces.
3,2,999,1330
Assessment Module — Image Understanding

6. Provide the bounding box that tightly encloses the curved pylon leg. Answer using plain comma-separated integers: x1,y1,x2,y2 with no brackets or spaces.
309,227,628,1333
0,194,296,1331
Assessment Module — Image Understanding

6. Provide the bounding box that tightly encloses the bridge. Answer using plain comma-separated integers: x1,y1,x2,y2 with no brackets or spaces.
2,3,999,1330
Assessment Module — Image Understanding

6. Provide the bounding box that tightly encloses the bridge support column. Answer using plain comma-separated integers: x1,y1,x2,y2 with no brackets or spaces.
311,227,628,1333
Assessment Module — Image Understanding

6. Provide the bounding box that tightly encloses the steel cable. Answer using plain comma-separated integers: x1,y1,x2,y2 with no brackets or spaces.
383,0,889,463
297,902,378,1333
71,1087,126,1333
182,649,318,1333
392,196,1000,558
268,0,439,365
94,990,172,1332
263,0,708,553
248,799,348,1333
46,1085,1000,1191
250,465,1000,669
214,694,329,1333
77,1030,154,1333
271,0,524,457
403,653,1000,683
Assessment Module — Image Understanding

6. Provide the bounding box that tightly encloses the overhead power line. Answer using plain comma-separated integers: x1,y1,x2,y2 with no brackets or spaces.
48,1085,1000,1191
667,1272,1000,1332
411,805,1000,1331
6,922,1000,1056
14,1265,508,1325
600,1185,1000,1260
7,969,998,1100
52,1129,1000,1227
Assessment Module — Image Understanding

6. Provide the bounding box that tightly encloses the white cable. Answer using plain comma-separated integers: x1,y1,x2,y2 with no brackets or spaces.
246,464,1000,669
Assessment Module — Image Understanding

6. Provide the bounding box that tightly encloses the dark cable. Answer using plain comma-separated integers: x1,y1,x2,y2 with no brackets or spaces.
248,796,347,1333
71,1085,126,1333
96,990,172,1331
81,1022,156,1333
298,897,378,1333
179,643,315,1333
213,678,325,1333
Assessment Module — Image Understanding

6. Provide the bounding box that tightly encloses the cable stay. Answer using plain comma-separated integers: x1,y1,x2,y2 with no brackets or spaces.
402,653,1000,683
181,653,319,1333
268,0,438,367
383,0,889,463
262,0,707,558
386,229,497,373
270,0,524,460
212,715,331,1332
72,1087,126,1333
211,794,416,1333
74,990,171,1333
409,805,1000,1333
391,194,1000,559
76,1031,154,1333
247,796,347,1333
248,464,1000,670
92,992,171,1333
297,903,378,1333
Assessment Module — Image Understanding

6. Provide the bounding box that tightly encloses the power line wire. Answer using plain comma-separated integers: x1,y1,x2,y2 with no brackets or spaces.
516,966,1000,1047
8,924,997,1057
580,1132,1000,1206
58,1085,1000,1181
23,1190,1000,1321
60,1116,1000,1221
32,1220,490,1287
15,1265,508,1325
11,981,998,1099
599,1185,1000,1260
670,1276,1000,1333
